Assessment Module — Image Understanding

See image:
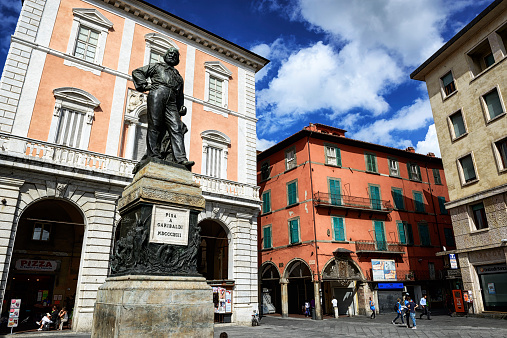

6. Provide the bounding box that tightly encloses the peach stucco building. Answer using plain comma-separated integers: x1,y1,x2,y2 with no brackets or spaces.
258,124,454,318
0,0,267,331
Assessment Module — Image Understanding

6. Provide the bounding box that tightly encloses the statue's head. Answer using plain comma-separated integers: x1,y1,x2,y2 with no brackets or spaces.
164,47,180,66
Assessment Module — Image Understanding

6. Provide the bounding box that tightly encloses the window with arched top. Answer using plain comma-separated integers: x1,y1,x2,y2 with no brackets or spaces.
201,130,230,179
48,87,100,150
144,33,179,66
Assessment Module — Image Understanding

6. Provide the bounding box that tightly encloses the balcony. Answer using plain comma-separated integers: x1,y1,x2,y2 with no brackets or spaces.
0,133,260,201
355,241,405,254
314,192,393,214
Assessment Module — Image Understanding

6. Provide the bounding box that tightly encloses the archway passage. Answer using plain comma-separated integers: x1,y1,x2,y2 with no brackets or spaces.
197,220,228,281
261,264,281,314
322,258,362,316
3,199,84,331
286,260,314,315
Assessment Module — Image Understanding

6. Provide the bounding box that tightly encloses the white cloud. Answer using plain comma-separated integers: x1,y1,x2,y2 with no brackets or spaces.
257,137,277,151
350,98,434,148
416,124,441,157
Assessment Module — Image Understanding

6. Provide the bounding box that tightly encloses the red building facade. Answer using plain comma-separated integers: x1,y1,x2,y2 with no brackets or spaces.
258,124,455,318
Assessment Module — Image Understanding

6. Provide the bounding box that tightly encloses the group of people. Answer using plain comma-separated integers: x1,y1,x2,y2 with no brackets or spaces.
391,294,431,330
36,306,68,331
368,294,431,330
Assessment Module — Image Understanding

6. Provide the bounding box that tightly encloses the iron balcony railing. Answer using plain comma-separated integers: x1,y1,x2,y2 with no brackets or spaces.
355,241,405,254
314,192,393,213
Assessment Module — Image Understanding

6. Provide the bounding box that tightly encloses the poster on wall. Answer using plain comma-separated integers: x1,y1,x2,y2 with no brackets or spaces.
225,290,232,313
371,259,396,281
488,283,496,294
218,288,226,314
7,299,21,328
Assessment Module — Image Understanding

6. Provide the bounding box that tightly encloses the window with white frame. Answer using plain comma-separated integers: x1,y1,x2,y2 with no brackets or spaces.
481,87,505,121
65,8,113,73
143,33,178,66
407,162,422,181
48,87,100,150
388,158,399,177
285,147,296,170
201,130,230,179
493,136,507,172
448,110,468,140
440,71,457,97
457,153,478,185
204,61,232,110
325,145,341,166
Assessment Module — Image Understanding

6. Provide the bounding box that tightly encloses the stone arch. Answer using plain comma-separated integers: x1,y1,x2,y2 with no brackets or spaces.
283,258,314,281
261,261,281,279
260,261,281,314
321,257,365,281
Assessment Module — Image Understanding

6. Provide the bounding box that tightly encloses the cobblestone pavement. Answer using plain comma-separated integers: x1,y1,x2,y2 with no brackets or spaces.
2,313,506,337
213,313,507,338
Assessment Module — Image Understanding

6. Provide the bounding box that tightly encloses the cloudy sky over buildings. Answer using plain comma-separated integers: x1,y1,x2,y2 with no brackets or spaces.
0,0,495,156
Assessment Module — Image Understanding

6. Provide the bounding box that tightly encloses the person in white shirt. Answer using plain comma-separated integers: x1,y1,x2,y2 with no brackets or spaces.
419,295,431,319
331,297,338,318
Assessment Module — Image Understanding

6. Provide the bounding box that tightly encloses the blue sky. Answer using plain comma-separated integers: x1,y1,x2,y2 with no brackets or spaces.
0,0,496,156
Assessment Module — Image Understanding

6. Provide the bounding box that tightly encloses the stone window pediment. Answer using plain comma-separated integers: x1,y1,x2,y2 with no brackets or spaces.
144,33,178,65
72,8,114,30
204,61,232,112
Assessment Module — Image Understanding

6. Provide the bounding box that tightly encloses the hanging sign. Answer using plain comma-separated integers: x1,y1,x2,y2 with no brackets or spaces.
449,254,458,269
150,205,189,246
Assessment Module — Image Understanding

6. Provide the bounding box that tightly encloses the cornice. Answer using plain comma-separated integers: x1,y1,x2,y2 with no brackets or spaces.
98,0,269,72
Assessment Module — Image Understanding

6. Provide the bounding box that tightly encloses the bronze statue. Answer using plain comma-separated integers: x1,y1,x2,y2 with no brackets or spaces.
132,47,194,168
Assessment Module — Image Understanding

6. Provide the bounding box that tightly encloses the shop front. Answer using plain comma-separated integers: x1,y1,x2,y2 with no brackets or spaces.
476,264,507,312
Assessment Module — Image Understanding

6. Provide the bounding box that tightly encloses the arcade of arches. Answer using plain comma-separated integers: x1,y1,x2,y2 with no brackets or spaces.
3,199,84,331
261,258,366,318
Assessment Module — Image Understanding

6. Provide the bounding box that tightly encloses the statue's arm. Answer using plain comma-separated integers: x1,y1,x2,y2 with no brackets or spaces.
177,81,186,115
132,64,152,92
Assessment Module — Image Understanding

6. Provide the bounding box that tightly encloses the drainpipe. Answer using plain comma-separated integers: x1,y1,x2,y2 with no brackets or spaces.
307,130,322,320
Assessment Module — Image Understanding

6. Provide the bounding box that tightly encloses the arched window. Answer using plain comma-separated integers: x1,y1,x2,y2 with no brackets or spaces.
48,87,100,149
201,130,230,179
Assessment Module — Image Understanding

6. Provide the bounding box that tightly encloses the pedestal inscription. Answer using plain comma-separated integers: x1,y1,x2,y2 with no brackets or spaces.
150,205,189,245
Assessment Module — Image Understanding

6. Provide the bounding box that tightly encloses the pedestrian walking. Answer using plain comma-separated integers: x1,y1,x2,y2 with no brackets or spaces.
369,297,375,319
392,298,405,325
406,296,418,330
331,296,339,318
419,295,431,319
404,294,411,327
305,301,310,317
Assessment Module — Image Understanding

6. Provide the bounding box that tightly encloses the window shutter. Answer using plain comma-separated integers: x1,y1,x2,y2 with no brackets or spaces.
416,165,422,181
406,223,414,245
329,179,341,205
333,217,345,241
336,148,342,166
370,186,381,210
397,222,406,244
288,182,297,205
290,220,299,244
264,227,272,249
438,196,447,214
419,224,430,246
374,221,386,250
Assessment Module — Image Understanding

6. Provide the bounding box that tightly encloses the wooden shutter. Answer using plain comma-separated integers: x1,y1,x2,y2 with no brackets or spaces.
374,221,386,250
333,217,345,241
329,179,341,205
263,226,272,249
397,222,406,244
370,186,381,210
290,219,299,244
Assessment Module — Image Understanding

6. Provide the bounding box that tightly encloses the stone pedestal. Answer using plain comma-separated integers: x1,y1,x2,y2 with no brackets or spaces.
92,275,213,337
91,160,212,337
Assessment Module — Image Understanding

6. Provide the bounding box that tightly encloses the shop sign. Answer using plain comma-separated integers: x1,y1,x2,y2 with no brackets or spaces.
15,259,57,271
378,283,403,290
8,299,21,328
371,259,396,281
150,205,189,246
477,264,507,275
447,269,461,278
449,254,458,269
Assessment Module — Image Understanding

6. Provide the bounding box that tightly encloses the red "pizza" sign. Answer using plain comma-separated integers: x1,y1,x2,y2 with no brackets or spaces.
15,259,57,271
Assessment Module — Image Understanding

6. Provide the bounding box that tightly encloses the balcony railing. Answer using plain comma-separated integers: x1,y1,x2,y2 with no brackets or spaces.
0,133,135,176
314,192,393,213
0,133,260,201
355,241,405,254
193,174,259,200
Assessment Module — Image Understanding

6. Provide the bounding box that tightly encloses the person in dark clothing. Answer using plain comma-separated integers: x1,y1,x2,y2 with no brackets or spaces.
392,298,405,325
406,296,418,330
50,306,59,329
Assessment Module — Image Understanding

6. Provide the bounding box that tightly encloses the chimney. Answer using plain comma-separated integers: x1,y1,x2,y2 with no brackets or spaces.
427,152,435,157
405,147,415,153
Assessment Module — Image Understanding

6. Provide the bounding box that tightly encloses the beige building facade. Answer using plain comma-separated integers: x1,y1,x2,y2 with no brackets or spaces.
412,0,507,314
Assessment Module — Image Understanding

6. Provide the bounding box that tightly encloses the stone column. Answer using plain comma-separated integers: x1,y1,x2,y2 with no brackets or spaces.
280,278,289,318
314,281,322,320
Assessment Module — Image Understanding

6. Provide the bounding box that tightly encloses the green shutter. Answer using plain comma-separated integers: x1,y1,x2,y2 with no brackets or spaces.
329,179,341,205
366,154,377,172
419,223,431,246
262,192,271,213
290,219,299,244
438,196,447,214
433,169,442,185
374,221,387,250
336,148,342,166
392,188,404,210
397,221,406,244
370,185,381,210
414,192,425,212
288,182,297,205
416,165,422,181
333,217,345,241
263,226,272,249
